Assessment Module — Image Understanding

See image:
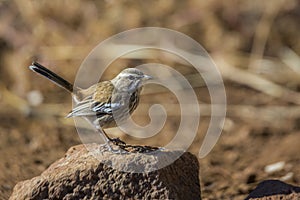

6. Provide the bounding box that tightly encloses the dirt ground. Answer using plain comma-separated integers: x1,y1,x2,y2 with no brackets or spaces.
1,1,300,199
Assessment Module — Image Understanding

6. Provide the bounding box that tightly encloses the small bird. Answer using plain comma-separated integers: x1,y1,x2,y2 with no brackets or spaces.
29,61,152,152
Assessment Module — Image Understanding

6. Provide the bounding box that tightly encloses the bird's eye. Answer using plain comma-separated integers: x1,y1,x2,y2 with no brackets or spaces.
128,75,134,80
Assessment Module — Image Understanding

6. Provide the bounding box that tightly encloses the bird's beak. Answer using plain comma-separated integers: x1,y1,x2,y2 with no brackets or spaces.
142,75,153,81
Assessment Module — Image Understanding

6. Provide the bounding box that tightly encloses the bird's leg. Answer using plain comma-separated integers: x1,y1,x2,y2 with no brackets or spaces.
102,129,126,146
94,126,113,150
93,119,126,146
94,124,127,153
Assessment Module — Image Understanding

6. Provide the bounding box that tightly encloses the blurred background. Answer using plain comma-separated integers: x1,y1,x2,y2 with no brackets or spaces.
0,0,300,199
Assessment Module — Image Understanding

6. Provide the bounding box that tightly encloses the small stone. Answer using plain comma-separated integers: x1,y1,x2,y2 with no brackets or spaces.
245,180,300,200
27,90,43,106
264,161,285,174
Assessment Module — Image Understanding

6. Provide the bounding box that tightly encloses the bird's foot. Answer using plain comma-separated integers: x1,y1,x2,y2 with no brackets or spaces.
103,142,128,154
123,144,160,153
109,138,127,146
103,137,160,154
102,138,129,154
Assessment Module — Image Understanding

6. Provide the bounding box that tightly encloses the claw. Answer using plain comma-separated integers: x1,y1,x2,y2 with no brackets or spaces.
102,139,129,154
110,148,128,154
109,138,126,146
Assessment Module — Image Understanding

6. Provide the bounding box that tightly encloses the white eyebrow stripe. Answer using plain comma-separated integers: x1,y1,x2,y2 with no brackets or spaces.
117,73,130,78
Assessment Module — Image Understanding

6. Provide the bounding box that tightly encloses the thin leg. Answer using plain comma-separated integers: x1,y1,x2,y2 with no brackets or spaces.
94,125,110,143
95,126,127,153
93,118,125,145
101,128,112,142
97,127,126,146
84,117,127,153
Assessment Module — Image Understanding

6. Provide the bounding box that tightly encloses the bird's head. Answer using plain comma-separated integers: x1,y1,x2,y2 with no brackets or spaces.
111,68,152,92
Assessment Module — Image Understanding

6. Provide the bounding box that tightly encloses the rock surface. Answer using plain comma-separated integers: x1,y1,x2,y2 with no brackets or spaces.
10,144,201,200
245,180,300,200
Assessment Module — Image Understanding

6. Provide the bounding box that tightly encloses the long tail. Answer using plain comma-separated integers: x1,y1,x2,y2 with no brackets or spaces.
29,61,74,93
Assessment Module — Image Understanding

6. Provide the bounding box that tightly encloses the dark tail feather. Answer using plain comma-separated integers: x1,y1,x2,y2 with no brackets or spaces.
29,61,73,93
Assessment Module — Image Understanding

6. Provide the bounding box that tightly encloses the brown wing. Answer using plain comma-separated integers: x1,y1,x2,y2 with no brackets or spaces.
92,81,114,104
66,81,115,117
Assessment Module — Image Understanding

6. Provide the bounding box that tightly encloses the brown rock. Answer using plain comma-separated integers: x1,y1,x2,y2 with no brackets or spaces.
245,180,300,200
10,144,201,200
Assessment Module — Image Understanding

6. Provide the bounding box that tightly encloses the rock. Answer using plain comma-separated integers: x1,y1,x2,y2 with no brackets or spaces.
10,144,201,200
245,180,300,200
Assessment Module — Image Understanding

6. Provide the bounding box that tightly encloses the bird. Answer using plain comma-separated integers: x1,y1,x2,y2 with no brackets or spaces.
29,61,152,152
